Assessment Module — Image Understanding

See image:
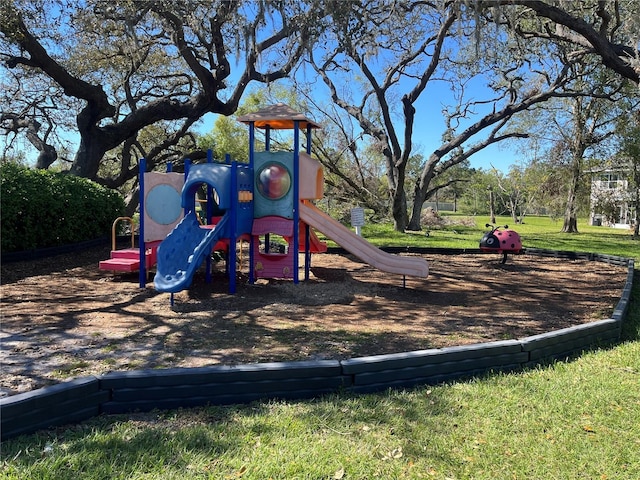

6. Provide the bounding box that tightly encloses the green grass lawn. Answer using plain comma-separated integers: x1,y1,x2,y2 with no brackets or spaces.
359,214,638,259
1,215,639,479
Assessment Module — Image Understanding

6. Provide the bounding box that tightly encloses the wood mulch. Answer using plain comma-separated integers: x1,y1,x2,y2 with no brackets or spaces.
0,244,627,397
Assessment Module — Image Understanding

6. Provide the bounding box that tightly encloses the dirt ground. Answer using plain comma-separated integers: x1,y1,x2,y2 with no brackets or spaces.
0,244,628,397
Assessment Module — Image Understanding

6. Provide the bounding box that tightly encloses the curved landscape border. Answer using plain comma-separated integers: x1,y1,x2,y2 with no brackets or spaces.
1,248,635,441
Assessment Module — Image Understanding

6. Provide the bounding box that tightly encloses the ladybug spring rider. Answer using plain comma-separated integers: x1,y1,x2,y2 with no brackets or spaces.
479,224,522,264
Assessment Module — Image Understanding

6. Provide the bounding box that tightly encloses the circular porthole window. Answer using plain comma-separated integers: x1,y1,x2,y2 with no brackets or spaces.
256,162,291,200
146,184,182,225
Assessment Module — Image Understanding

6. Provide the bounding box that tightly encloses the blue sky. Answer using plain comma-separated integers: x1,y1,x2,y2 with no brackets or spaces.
197,94,521,174
409,98,521,173
405,73,526,173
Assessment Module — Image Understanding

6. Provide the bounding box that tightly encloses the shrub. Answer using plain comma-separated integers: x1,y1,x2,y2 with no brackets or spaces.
1,163,125,252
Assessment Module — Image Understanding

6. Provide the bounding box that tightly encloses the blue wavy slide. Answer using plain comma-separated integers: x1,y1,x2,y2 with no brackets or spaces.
154,211,229,293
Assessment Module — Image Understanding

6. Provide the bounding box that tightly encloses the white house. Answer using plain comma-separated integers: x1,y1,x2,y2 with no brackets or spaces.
589,169,634,228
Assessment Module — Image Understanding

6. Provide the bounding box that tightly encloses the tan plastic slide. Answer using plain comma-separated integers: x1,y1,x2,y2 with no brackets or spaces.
299,201,429,278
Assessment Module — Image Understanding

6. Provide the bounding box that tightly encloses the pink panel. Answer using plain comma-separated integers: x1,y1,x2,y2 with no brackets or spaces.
252,235,295,279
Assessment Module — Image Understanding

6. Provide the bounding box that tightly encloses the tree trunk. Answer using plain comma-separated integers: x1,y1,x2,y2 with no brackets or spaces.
407,159,438,231
489,188,496,224
510,198,518,224
632,182,640,239
562,214,578,233
407,194,424,231
561,156,581,233
386,150,409,232
561,182,579,233
633,163,640,239
391,190,409,232
34,145,58,170
69,135,109,180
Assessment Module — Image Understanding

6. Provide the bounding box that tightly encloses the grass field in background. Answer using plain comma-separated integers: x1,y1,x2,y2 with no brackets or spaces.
1,215,638,479
359,214,639,261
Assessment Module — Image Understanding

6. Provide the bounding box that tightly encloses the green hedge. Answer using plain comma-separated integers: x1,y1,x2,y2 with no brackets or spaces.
0,163,125,253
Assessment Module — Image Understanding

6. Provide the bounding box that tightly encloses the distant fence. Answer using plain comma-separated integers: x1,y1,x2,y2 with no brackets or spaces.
423,202,455,212
1,249,635,441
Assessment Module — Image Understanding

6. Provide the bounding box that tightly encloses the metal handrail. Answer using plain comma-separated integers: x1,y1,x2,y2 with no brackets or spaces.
111,216,135,251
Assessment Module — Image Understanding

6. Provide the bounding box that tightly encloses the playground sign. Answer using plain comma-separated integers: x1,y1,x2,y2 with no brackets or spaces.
351,207,365,236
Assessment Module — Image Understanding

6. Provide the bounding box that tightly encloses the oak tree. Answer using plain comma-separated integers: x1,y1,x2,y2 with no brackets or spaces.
1,0,322,187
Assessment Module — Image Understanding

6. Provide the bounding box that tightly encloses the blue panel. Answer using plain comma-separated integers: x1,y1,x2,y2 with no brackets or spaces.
253,151,294,219
182,164,232,211
146,184,182,225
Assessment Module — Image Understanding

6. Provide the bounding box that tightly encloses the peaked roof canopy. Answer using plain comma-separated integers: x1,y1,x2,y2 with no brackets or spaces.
237,103,321,130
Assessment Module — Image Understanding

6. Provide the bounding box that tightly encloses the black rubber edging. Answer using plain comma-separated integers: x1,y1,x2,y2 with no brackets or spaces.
1,237,110,263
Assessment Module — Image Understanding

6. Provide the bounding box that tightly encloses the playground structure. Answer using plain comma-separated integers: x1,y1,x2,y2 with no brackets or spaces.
100,104,429,293
98,167,183,278
479,223,523,264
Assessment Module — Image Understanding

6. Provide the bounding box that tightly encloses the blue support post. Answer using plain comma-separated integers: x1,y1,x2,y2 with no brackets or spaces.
293,121,300,284
304,223,311,281
306,124,312,153
138,158,146,288
183,159,191,211
248,125,255,167
223,154,233,277
248,122,255,284
263,124,271,258
265,125,271,151
207,150,214,221
205,150,213,284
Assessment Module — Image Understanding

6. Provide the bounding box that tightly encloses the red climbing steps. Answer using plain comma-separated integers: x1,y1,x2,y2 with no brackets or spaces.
99,243,159,273
99,216,160,274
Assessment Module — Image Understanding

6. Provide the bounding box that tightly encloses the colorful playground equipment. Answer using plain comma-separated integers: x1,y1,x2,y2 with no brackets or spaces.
99,166,184,281
100,104,429,293
479,223,523,263
98,216,156,273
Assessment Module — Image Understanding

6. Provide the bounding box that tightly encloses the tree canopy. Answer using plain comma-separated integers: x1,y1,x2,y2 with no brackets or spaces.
1,0,323,186
492,0,640,86
2,0,639,234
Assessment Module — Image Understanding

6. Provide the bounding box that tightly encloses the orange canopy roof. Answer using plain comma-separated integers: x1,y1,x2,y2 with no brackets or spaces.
237,103,321,130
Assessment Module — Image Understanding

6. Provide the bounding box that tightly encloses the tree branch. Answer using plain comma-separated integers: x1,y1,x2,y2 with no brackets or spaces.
2,6,115,120
499,0,639,84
